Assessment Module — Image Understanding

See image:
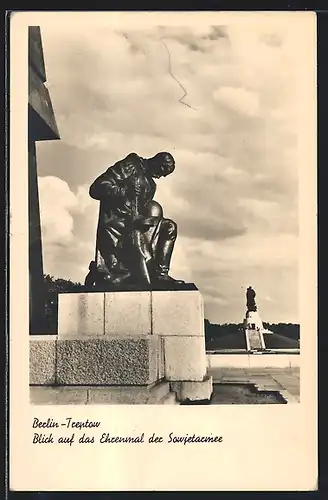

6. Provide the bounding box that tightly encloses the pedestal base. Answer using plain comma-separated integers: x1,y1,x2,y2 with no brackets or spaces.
243,310,266,351
30,288,213,403
58,289,205,338
171,376,213,403
30,381,178,405
30,335,164,386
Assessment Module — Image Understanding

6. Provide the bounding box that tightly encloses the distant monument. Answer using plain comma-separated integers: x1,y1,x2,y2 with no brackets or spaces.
243,286,266,351
85,152,187,289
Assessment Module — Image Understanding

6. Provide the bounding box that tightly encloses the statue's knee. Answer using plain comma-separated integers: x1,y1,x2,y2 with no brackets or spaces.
145,200,163,218
163,218,177,239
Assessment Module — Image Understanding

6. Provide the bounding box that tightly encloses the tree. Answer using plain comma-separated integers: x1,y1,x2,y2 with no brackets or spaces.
204,318,300,350
44,274,82,293
43,275,82,333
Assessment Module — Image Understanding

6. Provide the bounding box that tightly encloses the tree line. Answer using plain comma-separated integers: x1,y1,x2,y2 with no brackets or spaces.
41,275,300,341
43,274,82,332
204,318,300,345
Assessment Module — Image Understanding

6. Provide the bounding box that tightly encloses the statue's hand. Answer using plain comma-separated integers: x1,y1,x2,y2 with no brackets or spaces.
132,215,159,231
131,215,147,231
142,216,160,227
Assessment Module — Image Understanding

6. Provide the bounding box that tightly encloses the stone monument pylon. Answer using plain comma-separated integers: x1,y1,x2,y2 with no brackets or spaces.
243,286,266,351
28,26,60,333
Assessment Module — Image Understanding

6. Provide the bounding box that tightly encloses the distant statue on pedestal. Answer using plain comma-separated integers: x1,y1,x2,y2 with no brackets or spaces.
246,286,257,312
86,152,185,289
244,286,265,349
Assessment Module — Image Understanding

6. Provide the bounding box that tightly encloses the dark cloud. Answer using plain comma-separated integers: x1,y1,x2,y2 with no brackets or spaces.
179,217,247,241
185,42,204,52
164,34,205,52
203,26,229,41
118,32,147,56
158,26,228,53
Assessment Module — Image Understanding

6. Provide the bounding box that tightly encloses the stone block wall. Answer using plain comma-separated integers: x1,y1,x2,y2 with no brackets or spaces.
57,290,207,382
30,289,213,403
30,335,163,386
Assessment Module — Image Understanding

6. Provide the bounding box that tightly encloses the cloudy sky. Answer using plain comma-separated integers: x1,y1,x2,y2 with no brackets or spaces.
35,14,305,324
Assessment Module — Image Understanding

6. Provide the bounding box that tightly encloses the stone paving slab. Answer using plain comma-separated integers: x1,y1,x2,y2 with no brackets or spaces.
244,367,299,375
215,368,248,377
278,390,299,404
246,376,282,389
219,377,256,384
283,386,300,397
271,374,300,387
30,381,174,405
30,386,89,405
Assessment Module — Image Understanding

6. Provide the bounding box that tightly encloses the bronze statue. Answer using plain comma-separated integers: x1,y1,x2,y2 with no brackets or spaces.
246,286,257,312
86,152,185,289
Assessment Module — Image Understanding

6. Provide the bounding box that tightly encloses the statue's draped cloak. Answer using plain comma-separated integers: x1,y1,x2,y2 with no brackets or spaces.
90,153,159,273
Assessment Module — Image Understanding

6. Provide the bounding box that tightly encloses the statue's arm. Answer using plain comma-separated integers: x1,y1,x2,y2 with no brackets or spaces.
89,172,125,201
89,156,137,202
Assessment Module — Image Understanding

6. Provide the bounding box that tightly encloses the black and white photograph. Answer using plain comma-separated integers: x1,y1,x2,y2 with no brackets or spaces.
9,10,317,491
28,16,305,406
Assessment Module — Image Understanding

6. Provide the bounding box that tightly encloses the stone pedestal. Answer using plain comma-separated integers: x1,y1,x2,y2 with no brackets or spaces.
30,334,164,386
243,310,264,331
58,291,152,336
30,289,213,404
171,376,213,403
29,382,178,405
164,336,207,381
243,310,266,351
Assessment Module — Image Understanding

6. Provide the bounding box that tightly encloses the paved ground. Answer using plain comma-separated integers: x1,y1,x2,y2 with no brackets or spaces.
208,366,300,403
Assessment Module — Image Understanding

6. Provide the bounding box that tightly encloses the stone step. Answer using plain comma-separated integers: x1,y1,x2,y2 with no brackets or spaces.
87,380,171,404
246,330,264,350
147,381,171,403
30,380,171,405
157,391,178,405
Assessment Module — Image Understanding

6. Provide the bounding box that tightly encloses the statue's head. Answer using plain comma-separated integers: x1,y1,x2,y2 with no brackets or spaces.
148,152,175,178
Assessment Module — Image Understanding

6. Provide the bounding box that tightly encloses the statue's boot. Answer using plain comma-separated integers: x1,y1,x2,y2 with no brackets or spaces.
155,240,185,284
94,257,133,287
155,269,185,284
